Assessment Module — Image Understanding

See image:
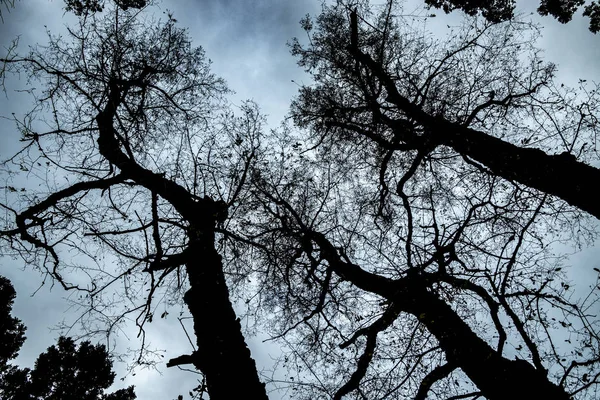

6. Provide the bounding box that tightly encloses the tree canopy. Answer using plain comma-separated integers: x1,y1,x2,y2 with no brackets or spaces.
0,0,147,20
64,0,147,15
1,1,600,399
0,277,135,400
0,337,136,400
424,0,600,32
0,276,26,372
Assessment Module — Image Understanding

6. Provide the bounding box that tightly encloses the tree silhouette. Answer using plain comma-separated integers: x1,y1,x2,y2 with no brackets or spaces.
1,1,600,400
228,1,600,398
64,0,147,16
424,0,600,33
0,0,147,21
1,337,136,400
0,276,135,400
0,276,26,372
0,4,267,399
292,2,600,220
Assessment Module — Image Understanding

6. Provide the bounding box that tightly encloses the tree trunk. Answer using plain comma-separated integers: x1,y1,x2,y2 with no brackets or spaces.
352,47,600,220
96,82,268,400
312,232,570,399
183,222,268,400
398,279,570,400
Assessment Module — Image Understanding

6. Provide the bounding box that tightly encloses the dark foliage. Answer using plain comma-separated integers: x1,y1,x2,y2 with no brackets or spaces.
0,276,26,371
64,0,147,15
425,0,600,32
0,337,136,400
583,1,600,32
537,0,585,23
425,0,516,22
0,276,134,400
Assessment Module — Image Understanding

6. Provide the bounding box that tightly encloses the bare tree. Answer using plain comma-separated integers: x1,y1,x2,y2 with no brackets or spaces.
291,2,600,221
0,6,267,400
222,2,600,399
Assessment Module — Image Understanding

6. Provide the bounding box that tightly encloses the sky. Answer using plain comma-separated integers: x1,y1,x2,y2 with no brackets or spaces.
1,1,600,399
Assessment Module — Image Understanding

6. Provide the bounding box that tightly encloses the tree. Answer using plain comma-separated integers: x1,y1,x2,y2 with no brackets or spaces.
0,276,134,400
292,2,600,221
226,1,600,399
0,276,26,372
1,337,136,400
0,0,147,21
64,0,147,16
423,0,600,33
1,1,600,400
0,4,267,399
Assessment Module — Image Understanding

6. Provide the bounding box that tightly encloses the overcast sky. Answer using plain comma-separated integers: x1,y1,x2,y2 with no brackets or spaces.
1,1,600,399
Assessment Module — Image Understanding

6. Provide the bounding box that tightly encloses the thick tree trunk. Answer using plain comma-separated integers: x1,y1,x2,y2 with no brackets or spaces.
312,232,570,399
352,47,600,220
97,83,268,400
431,115,598,220
398,279,570,400
183,222,269,400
